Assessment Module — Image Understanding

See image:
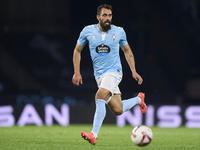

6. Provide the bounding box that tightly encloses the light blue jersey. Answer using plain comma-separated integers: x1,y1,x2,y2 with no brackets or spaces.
77,24,128,77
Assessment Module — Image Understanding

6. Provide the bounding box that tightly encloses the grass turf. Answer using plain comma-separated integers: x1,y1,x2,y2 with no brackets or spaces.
0,124,200,150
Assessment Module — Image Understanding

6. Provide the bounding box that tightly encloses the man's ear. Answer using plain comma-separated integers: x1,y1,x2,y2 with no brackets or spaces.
96,15,99,21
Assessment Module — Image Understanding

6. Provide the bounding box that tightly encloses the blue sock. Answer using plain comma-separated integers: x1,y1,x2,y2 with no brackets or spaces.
92,99,106,136
122,97,140,113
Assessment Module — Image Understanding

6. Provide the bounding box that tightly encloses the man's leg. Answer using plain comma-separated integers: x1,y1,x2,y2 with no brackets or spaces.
91,99,106,137
107,93,146,116
81,87,111,145
81,73,122,145
122,96,140,113
107,94,123,115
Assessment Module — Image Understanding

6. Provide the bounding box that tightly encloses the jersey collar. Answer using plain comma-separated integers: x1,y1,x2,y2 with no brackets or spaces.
96,23,112,33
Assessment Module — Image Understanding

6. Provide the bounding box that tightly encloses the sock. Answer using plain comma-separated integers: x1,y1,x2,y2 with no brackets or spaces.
122,97,140,114
91,99,106,138
91,132,98,139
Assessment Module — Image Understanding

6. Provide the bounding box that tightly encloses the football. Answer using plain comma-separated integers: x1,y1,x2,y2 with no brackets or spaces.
131,125,153,146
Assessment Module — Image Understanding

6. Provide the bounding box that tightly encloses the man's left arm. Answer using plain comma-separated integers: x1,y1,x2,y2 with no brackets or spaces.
120,44,143,85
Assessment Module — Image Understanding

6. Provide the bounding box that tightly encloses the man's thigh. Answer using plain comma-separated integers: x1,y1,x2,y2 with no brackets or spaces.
107,94,123,115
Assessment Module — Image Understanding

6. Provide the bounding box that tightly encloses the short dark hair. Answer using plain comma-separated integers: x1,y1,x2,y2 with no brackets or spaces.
97,4,112,15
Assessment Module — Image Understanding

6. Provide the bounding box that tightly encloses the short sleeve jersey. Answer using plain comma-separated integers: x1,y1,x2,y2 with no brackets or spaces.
77,24,128,77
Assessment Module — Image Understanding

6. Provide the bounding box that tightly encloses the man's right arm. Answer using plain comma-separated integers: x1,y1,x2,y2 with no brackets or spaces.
72,43,85,86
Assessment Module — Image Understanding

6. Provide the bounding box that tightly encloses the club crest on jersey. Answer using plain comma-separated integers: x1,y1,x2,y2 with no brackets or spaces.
96,44,110,56
112,34,116,41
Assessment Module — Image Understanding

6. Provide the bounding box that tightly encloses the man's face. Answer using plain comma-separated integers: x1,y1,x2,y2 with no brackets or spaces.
97,8,112,31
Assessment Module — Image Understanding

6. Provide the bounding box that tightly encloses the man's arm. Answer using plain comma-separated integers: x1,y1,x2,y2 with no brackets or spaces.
72,43,85,86
120,44,143,85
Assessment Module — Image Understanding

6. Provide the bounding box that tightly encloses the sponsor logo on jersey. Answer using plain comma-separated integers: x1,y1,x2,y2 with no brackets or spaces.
96,44,110,56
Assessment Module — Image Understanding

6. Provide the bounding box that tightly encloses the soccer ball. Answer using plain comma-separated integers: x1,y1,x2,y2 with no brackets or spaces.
131,125,153,146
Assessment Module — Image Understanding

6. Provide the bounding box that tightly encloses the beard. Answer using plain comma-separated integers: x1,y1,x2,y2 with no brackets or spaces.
99,19,111,32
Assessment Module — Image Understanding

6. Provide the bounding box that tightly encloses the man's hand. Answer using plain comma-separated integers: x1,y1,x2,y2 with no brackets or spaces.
72,73,83,86
132,71,143,85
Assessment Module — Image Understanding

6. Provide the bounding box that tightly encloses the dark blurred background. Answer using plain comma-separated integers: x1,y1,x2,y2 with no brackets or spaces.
0,0,200,106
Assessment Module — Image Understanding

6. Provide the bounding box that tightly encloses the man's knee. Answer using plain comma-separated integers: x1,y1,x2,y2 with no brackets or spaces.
95,88,111,100
113,108,123,116
95,91,103,100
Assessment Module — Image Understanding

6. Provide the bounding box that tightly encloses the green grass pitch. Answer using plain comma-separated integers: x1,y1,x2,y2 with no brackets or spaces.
0,124,200,150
